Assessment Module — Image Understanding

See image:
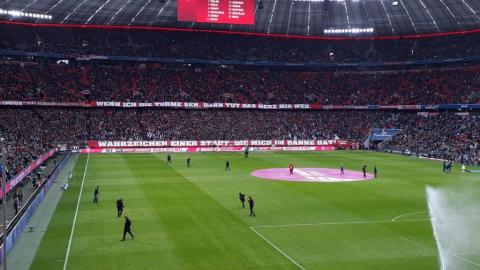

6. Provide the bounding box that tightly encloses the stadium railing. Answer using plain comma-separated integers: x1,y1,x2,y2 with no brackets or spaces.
0,152,71,264
2,49,480,70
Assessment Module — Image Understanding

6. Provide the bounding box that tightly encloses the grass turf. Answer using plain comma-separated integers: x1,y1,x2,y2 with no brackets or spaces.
28,151,480,270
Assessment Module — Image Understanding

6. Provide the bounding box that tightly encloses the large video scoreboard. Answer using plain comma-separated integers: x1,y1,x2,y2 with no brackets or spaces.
178,0,254,25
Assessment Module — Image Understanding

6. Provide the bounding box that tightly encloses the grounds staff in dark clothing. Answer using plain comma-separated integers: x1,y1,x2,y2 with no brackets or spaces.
116,199,124,217
93,186,99,203
121,216,134,241
248,196,255,217
225,160,230,171
239,193,245,208
13,197,19,215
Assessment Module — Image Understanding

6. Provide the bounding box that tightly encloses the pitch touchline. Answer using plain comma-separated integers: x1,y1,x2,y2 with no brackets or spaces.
250,227,306,270
63,153,90,270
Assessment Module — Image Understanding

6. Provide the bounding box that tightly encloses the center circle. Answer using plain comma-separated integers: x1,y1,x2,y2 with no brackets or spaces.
250,168,374,182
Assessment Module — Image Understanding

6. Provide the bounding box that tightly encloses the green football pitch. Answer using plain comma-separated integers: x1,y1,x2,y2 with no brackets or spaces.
28,151,480,270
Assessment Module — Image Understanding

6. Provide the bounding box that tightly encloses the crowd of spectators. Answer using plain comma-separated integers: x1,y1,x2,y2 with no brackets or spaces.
2,24,480,63
1,23,480,177
1,62,479,105
1,108,479,168
380,113,480,165
0,109,50,180
86,109,400,140
0,108,396,142
0,108,85,180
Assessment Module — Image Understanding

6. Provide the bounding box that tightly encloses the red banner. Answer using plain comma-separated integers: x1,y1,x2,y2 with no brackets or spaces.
0,100,437,110
0,101,88,107
82,145,335,154
87,140,339,148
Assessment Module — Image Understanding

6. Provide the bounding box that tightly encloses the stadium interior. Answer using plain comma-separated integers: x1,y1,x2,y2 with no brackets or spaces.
0,0,480,269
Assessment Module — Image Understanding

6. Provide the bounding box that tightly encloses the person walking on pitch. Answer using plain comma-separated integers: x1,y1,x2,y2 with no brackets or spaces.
239,192,245,208
116,198,124,217
167,153,172,165
93,186,100,203
340,164,344,175
225,160,230,171
248,196,256,217
121,216,134,241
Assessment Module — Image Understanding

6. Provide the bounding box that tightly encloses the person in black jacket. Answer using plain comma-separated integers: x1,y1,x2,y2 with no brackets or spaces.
13,197,19,215
239,192,245,208
116,198,124,217
121,216,134,241
93,186,99,203
248,196,255,217
225,160,230,171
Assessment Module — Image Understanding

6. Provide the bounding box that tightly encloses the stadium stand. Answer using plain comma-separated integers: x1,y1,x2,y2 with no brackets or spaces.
0,108,479,166
1,62,479,105
2,24,480,62
380,113,480,165
0,24,479,191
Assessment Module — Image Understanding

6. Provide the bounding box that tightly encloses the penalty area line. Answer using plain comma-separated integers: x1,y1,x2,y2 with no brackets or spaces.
63,153,90,270
391,209,480,222
249,226,306,270
391,211,426,222
252,216,480,229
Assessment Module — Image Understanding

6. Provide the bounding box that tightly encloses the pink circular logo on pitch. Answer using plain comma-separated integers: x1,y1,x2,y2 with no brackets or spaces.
250,168,374,182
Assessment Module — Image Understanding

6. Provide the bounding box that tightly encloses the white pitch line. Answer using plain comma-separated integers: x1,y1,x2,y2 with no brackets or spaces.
392,209,480,222
454,254,480,267
252,219,424,228
63,153,90,270
391,210,426,222
250,227,306,270
252,216,480,229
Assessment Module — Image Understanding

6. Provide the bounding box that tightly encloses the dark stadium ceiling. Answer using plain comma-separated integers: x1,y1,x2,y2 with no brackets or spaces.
1,0,480,37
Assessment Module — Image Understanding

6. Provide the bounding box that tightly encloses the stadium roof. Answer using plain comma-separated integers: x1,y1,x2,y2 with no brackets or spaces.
1,0,480,37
